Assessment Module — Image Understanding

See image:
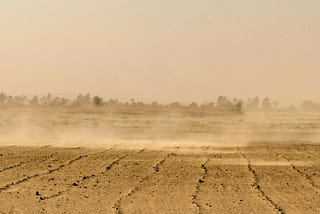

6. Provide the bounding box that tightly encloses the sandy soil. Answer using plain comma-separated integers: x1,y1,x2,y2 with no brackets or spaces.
0,144,319,214
1,108,320,213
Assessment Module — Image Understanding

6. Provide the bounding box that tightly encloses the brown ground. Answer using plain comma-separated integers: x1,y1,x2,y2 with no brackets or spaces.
0,144,320,214
1,108,320,213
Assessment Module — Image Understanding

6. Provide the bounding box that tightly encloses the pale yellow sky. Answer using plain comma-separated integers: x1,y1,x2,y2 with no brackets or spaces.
0,1,319,104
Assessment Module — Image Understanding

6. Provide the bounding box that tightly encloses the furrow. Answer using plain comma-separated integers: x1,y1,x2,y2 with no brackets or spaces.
38,149,117,201
192,158,209,214
0,147,56,173
0,162,24,173
113,149,178,214
240,152,285,214
0,155,87,193
279,154,319,189
41,149,143,202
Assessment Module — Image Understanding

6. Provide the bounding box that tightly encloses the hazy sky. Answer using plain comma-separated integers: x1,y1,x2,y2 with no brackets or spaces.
1,0,319,104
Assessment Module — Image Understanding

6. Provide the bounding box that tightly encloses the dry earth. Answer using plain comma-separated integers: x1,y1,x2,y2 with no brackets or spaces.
0,144,320,214
0,108,320,213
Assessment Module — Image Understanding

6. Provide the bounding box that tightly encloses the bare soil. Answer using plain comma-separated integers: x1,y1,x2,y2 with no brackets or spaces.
0,144,319,213
0,108,320,213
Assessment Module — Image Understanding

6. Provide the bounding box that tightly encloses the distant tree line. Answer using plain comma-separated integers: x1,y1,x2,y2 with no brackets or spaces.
300,100,320,112
0,92,318,112
0,93,241,112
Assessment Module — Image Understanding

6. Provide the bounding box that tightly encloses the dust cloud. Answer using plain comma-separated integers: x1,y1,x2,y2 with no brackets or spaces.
0,104,320,149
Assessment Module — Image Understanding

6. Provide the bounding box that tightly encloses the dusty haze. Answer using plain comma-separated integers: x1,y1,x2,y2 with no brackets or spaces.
1,2,320,213
1,1,320,105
